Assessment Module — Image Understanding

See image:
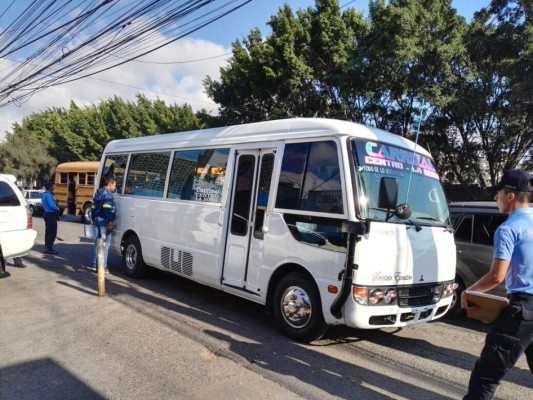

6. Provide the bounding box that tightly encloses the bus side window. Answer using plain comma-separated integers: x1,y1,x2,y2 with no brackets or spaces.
276,141,343,214
253,153,275,239
168,148,229,202
168,150,200,200
102,154,128,194
276,142,308,209
126,152,170,198
193,149,229,203
301,141,343,214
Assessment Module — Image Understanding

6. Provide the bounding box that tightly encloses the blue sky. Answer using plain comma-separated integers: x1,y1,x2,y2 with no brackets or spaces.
189,1,491,46
0,0,492,139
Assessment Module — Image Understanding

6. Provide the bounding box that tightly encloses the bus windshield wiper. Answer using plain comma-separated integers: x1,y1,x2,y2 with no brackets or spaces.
406,219,423,232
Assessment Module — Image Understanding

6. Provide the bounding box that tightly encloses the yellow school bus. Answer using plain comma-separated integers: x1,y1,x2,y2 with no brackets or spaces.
54,161,99,223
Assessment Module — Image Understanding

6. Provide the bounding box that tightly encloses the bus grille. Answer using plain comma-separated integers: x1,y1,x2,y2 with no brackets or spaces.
161,247,193,277
397,284,439,307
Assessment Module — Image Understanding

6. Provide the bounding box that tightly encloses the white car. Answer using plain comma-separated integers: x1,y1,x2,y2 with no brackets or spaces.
23,189,45,216
0,174,37,264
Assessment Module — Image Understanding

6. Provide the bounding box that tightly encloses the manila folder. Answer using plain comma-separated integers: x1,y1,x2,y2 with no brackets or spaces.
465,291,509,323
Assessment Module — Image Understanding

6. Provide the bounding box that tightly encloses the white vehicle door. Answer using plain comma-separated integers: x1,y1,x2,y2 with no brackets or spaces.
222,148,276,292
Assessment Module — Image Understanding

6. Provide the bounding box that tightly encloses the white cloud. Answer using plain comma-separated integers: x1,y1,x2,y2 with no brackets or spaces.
0,37,229,141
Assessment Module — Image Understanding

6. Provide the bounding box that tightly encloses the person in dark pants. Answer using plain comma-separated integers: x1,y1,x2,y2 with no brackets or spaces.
42,182,60,254
462,169,533,400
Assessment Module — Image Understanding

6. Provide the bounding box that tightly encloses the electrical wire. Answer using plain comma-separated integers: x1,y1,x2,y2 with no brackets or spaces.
0,0,253,108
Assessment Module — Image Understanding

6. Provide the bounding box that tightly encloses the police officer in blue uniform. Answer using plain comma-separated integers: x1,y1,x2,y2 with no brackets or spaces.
462,169,533,399
42,182,60,254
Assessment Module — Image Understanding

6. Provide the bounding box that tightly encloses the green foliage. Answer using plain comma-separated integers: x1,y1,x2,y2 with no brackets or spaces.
1,95,217,181
0,127,56,183
423,0,532,188
204,1,367,123
205,0,531,189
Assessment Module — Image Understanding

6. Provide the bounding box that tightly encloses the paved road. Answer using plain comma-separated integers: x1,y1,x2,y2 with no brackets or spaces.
1,215,532,400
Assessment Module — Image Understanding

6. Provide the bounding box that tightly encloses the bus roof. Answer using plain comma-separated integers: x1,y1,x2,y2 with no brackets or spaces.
102,118,432,157
55,161,100,173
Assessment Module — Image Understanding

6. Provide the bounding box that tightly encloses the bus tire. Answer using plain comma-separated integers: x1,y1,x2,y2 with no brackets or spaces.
273,272,328,342
82,203,92,224
123,235,148,278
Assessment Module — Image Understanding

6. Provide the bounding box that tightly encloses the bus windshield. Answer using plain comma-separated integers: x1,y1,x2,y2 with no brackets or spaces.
352,139,450,227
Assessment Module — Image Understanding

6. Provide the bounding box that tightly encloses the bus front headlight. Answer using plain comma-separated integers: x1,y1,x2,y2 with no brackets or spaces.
369,289,384,305
383,289,397,304
442,281,458,297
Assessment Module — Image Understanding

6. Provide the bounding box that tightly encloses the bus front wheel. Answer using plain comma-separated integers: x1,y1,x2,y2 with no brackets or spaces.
273,272,328,342
123,235,148,278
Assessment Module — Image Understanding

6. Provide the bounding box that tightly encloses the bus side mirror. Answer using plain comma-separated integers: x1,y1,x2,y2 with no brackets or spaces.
378,177,398,209
341,221,367,236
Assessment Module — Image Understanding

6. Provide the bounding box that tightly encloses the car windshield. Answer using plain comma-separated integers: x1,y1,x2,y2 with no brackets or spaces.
30,192,42,199
352,139,451,227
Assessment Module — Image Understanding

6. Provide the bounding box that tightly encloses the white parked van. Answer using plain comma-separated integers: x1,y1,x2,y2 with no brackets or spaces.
0,174,37,266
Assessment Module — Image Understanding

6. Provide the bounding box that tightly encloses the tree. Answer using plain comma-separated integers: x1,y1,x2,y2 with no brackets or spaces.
205,0,530,191
205,1,367,124
205,0,468,134
67,101,110,161
2,94,220,180
0,128,56,184
423,0,532,190
360,0,467,135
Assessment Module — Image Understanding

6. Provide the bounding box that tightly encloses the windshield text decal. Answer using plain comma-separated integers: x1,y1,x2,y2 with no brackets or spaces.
364,142,438,180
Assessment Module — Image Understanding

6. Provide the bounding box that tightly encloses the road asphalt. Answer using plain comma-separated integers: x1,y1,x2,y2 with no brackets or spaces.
0,216,303,400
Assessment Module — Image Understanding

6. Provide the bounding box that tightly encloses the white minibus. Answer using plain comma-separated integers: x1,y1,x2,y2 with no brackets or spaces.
97,118,456,342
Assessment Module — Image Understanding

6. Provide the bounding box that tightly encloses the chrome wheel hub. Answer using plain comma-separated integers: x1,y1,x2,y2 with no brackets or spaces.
280,286,312,328
125,245,137,270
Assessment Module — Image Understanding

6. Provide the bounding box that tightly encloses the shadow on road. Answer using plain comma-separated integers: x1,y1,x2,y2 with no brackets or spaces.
12,234,532,399
0,358,104,400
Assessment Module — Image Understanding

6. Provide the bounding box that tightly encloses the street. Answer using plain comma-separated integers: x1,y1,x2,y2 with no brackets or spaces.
1,215,531,400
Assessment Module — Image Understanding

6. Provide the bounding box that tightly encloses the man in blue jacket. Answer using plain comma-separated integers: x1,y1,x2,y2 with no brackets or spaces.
42,182,60,254
90,177,117,273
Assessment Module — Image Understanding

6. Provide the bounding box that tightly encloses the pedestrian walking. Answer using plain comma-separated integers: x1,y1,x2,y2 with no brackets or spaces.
42,182,60,254
90,177,116,273
462,169,533,400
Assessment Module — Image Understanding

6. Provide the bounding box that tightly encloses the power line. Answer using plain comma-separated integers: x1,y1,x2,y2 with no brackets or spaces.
0,0,253,108
130,52,232,64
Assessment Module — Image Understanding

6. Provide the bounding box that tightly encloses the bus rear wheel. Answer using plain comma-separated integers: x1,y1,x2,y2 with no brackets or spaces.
123,235,148,278
273,272,328,342
81,203,92,224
